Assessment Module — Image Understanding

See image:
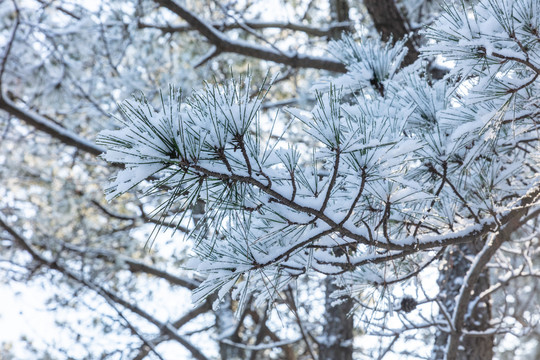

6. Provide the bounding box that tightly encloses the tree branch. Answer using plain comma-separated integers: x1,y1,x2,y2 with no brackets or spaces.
59,240,200,290
444,186,540,360
132,301,212,360
91,199,190,233
179,160,540,254
152,0,346,73
138,20,352,38
0,94,104,156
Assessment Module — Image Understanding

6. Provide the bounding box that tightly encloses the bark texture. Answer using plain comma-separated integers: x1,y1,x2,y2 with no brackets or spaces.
329,0,352,39
363,0,419,65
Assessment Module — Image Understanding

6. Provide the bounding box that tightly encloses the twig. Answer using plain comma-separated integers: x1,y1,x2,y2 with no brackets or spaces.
138,20,353,38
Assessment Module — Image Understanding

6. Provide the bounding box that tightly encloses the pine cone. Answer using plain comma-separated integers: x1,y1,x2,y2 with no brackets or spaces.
401,296,417,313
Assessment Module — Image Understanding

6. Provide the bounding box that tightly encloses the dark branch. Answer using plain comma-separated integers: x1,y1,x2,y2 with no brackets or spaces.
0,216,208,360
138,20,352,38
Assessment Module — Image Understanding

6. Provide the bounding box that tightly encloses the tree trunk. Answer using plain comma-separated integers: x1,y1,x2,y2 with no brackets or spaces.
329,0,352,39
433,240,494,360
319,276,354,360
363,0,419,65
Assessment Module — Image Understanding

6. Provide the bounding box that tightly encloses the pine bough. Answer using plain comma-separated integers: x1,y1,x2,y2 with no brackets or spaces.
98,0,540,312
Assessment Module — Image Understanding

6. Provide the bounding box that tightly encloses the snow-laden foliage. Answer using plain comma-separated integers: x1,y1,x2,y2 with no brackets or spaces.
100,0,540,315
327,35,408,93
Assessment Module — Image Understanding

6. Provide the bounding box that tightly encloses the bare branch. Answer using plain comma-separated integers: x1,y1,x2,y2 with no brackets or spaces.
138,20,353,38
132,301,212,360
60,241,200,290
91,199,190,233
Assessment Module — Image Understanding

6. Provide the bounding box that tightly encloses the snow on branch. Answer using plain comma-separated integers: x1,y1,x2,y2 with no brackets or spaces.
100,0,540,311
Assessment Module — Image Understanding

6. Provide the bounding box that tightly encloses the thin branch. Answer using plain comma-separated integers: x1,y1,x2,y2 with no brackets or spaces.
320,150,341,213
481,47,540,75
132,301,212,360
35,0,81,20
212,1,286,56
286,286,318,360
376,334,399,360
221,337,302,351
106,300,166,360
371,248,445,286
60,241,200,290
138,20,353,38
192,46,221,68
91,199,190,233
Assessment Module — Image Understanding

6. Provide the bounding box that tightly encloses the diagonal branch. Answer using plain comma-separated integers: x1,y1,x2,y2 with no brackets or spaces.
138,20,353,38
132,301,212,360
60,241,200,290
0,94,104,156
